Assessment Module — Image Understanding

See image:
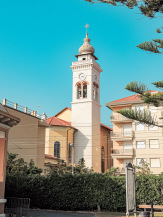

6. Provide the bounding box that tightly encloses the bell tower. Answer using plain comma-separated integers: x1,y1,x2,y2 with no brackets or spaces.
70,32,102,172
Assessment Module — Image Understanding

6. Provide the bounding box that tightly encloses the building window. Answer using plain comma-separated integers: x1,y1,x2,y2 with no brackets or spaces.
68,143,72,163
54,141,60,158
150,159,160,168
149,140,159,149
83,84,87,98
135,105,144,112
123,124,132,136
149,125,158,131
149,106,157,113
135,123,144,131
136,141,146,149
101,146,105,173
136,158,146,166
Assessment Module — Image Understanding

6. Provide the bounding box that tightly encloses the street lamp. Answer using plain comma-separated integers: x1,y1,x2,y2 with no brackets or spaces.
69,143,74,175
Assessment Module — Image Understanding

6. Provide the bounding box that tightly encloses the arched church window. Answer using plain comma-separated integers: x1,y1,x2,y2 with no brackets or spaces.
83,84,87,98
54,141,60,158
101,146,105,173
68,143,72,163
77,84,82,99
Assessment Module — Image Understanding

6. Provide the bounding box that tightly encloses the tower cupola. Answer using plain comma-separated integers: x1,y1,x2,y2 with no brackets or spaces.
79,33,95,55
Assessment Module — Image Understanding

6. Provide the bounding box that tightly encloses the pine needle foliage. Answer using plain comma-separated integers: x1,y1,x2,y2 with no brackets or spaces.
117,80,163,127
84,0,163,17
117,108,157,126
152,80,163,89
84,0,163,54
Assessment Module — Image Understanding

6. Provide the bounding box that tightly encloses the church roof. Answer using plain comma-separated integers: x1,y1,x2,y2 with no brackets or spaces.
46,115,76,129
55,107,71,117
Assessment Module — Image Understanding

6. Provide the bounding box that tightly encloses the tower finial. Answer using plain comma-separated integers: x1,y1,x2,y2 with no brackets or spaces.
85,24,90,35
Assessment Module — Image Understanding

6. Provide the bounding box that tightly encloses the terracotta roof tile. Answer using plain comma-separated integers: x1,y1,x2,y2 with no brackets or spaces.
109,94,141,104
100,123,112,131
46,116,72,127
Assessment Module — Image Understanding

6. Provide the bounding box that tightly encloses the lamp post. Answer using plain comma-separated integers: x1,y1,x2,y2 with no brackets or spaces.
69,143,74,175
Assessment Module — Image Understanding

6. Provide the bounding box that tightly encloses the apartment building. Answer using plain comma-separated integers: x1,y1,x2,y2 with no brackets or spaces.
106,92,163,175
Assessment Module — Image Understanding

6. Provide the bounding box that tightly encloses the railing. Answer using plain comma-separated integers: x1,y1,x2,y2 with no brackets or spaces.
2,99,47,121
112,148,133,155
111,131,133,138
110,114,131,121
116,168,125,174
5,197,30,217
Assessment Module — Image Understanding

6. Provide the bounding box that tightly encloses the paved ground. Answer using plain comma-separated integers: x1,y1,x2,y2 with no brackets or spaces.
29,209,95,217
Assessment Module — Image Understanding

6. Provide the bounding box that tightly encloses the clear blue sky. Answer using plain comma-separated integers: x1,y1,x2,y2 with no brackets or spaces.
0,0,162,127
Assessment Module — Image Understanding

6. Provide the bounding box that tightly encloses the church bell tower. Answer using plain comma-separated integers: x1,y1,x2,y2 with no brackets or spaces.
70,32,102,172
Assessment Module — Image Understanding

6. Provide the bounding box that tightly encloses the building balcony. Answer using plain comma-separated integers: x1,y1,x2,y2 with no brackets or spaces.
110,131,134,141
111,148,134,159
110,114,132,123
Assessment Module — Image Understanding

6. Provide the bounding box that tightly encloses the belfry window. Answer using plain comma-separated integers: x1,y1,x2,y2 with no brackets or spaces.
77,84,82,99
76,81,88,99
54,141,60,158
93,82,99,101
83,84,87,98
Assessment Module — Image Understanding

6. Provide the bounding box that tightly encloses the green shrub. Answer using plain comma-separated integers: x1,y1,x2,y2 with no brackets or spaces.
5,173,163,211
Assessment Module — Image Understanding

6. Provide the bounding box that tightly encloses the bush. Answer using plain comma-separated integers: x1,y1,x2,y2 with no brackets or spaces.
5,173,163,211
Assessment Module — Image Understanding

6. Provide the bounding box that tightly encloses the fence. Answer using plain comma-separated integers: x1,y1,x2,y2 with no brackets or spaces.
5,197,30,217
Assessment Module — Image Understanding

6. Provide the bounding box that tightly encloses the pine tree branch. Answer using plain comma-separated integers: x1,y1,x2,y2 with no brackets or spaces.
84,0,163,17
117,109,163,127
125,81,148,94
136,41,162,53
152,80,163,89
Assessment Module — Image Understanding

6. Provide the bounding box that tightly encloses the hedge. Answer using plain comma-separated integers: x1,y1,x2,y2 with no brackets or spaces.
5,173,163,211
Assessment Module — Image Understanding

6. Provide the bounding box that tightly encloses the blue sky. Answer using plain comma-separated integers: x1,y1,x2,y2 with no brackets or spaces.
0,0,162,127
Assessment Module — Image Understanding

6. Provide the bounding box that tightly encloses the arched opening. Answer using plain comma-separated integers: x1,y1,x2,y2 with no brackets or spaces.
101,146,105,173
77,84,82,99
83,84,87,98
93,82,99,101
68,143,72,163
54,141,60,158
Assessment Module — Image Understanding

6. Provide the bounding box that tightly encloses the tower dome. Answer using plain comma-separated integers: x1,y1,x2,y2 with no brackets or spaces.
79,33,95,55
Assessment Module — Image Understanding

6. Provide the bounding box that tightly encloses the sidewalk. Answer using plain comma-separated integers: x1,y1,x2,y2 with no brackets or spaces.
29,209,95,217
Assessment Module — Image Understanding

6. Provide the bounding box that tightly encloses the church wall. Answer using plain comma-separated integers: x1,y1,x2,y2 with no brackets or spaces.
100,126,113,172
46,126,74,163
72,101,93,168
56,109,71,122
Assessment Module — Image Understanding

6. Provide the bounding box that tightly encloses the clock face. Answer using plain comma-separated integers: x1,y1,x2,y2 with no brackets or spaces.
79,73,86,81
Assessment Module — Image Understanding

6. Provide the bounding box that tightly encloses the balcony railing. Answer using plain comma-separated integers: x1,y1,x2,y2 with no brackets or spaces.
111,148,134,159
110,131,133,141
112,148,133,155
110,114,132,122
